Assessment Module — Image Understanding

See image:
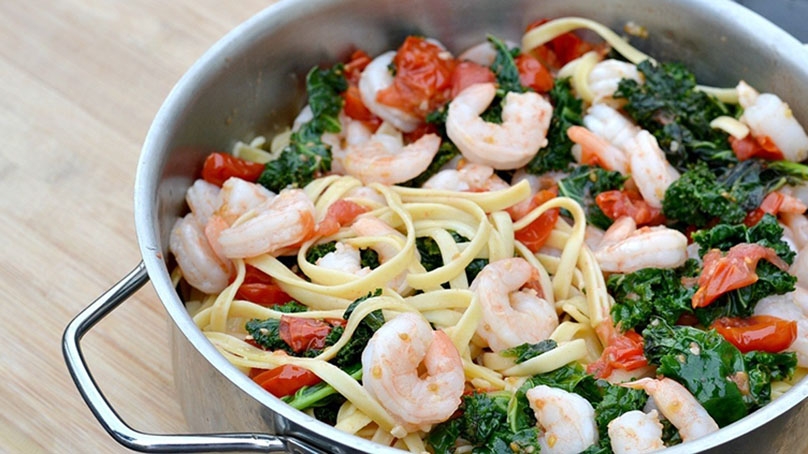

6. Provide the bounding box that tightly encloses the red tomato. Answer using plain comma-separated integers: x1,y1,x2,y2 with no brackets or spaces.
279,316,334,353
711,315,797,353
450,60,495,97
525,19,594,69
595,189,665,227
744,191,807,226
514,189,560,253
515,54,554,93
201,152,265,187
252,364,321,397
587,330,648,379
692,243,790,308
729,135,785,161
376,36,457,118
342,85,377,123
343,49,372,84
234,265,294,306
315,199,369,237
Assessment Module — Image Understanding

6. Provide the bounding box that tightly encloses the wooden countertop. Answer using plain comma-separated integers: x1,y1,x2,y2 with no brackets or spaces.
0,1,272,451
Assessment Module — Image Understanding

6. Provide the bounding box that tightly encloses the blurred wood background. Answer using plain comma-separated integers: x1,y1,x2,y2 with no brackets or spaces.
0,1,272,451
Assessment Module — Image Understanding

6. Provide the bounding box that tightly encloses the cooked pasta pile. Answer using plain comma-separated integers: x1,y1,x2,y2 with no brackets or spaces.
170,15,808,453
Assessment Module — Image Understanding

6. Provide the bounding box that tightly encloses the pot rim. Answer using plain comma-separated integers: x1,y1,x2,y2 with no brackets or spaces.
134,0,808,452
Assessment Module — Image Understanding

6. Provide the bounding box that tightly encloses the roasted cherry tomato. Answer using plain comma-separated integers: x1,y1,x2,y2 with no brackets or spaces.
279,316,334,354
450,60,496,97
515,54,554,93
692,243,789,308
525,19,594,69
513,189,560,253
711,315,797,353
201,152,265,187
251,364,321,397
376,36,456,118
729,135,784,161
596,189,665,226
235,265,294,307
315,199,369,237
587,330,648,379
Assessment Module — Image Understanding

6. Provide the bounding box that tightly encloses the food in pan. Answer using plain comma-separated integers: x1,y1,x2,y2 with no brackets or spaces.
168,16,808,453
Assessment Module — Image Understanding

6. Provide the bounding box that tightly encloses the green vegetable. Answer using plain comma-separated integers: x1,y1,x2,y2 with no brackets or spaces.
608,259,699,332
282,363,363,414
258,65,347,192
305,240,381,270
329,289,385,368
501,339,558,364
614,60,736,171
641,317,795,427
557,165,628,229
415,233,489,286
488,35,525,95
400,141,460,188
691,213,794,262
525,77,583,174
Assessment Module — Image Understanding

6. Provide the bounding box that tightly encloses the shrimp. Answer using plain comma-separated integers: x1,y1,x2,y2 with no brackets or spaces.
341,121,441,185
351,216,412,292
607,410,665,454
216,177,275,225
322,112,374,175
622,378,719,442
358,51,421,132
361,312,464,433
624,130,680,209
595,216,688,273
583,104,641,153
315,241,368,276
737,81,808,162
587,59,643,107
457,39,518,66
567,125,630,174
471,257,558,352
422,162,509,192
169,214,232,294
216,188,315,258
446,82,553,170
185,179,220,225
526,385,599,454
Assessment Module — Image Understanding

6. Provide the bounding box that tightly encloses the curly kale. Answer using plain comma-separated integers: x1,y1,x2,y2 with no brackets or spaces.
614,60,736,171
416,232,489,286
488,34,525,95
525,77,583,174
258,65,346,192
500,339,558,364
305,240,380,270
557,165,628,229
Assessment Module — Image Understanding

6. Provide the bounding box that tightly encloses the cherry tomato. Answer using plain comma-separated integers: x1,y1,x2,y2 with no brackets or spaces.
450,60,495,97
200,152,265,187
744,191,807,226
376,36,456,118
729,135,784,161
711,315,797,353
343,49,372,84
279,316,334,353
525,19,594,69
587,330,648,379
252,364,321,397
315,199,369,237
514,189,560,253
692,243,789,308
595,189,665,226
515,54,554,93
234,265,294,306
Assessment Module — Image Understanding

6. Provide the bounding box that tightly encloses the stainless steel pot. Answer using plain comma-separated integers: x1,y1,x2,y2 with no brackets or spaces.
63,0,808,452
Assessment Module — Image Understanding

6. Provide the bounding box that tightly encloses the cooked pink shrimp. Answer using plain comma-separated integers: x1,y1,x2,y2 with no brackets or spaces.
446,82,553,170
216,188,315,258
422,162,509,192
583,104,640,153
315,241,368,276
322,112,375,175
216,177,275,225
622,378,719,442
471,257,558,352
625,130,680,209
358,51,421,132
526,385,598,454
607,410,665,454
185,179,220,225
567,125,630,174
350,216,413,292
595,216,688,273
169,214,233,294
361,312,464,433
587,59,643,107
737,81,808,162
341,122,441,185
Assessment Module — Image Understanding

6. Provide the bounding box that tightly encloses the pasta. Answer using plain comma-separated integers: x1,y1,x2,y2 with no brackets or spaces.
169,16,808,453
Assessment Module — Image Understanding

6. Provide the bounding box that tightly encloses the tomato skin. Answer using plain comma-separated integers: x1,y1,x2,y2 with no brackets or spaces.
376,36,456,118
692,243,790,308
595,189,665,227
201,152,265,187
315,199,369,237
513,189,560,253
587,330,648,379
515,54,554,93
279,316,334,354
711,315,797,353
235,265,294,306
525,19,594,69
252,364,321,397
450,61,496,98
729,135,784,161
343,49,372,84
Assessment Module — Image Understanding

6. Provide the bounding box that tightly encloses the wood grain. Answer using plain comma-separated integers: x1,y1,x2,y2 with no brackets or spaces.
0,1,271,451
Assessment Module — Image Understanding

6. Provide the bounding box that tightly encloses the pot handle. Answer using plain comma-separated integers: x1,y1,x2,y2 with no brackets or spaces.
62,262,325,454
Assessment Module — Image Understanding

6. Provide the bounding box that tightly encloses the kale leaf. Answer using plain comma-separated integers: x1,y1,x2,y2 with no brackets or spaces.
557,165,628,229
525,77,583,174
614,60,736,171
608,259,699,332
488,35,524,95
501,339,558,364
691,213,794,263
744,350,797,411
330,289,384,368
258,65,346,192
416,232,489,286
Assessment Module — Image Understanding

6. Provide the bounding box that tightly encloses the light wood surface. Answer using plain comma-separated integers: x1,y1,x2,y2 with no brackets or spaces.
0,1,272,452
